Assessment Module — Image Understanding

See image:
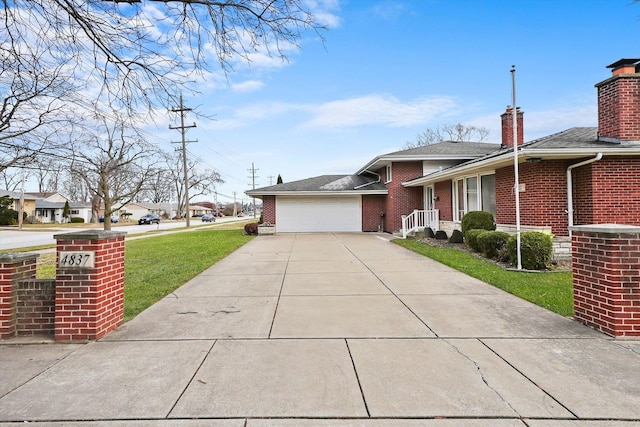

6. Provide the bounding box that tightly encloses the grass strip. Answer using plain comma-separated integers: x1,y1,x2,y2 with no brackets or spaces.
393,239,574,317
124,229,253,321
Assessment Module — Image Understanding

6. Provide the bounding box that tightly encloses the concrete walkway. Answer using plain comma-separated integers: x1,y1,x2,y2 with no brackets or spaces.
1,233,639,426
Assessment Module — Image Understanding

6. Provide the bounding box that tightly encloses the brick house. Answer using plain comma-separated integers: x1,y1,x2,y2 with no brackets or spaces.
247,58,640,237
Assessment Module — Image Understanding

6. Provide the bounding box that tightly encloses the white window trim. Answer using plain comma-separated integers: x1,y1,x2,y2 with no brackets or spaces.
385,164,392,183
452,172,495,222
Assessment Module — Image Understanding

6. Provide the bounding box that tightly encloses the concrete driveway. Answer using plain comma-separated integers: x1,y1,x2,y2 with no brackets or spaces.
1,233,639,425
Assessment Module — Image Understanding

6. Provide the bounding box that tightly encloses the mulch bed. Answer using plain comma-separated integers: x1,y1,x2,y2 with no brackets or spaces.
414,236,571,272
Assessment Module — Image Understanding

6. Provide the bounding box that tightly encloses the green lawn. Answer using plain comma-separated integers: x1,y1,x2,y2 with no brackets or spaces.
124,229,253,321
393,239,574,317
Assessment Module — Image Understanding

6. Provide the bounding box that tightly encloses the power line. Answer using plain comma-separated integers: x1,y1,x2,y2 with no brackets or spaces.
170,94,197,228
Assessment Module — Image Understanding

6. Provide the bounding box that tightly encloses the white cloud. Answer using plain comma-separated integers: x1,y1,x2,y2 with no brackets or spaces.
299,94,458,130
371,1,412,22
231,80,265,93
305,0,342,28
467,103,598,143
208,94,458,132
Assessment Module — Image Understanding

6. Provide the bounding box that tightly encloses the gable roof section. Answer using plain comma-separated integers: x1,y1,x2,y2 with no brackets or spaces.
246,175,388,197
404,127,640,187
357,140,501,175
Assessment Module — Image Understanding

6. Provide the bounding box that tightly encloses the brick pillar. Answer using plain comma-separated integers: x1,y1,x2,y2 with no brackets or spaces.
0,253,39,338
571,224,640,337
54,231,126,341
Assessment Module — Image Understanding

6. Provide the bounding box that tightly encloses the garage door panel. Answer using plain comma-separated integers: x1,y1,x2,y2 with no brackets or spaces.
276,197,361,232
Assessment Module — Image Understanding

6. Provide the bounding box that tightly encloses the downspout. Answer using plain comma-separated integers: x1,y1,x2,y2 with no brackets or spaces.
567,153,603,236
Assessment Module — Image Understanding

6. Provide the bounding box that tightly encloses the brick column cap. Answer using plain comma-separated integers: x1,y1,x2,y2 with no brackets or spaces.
54,230,127,240
0,252,40,262
571,224,640,233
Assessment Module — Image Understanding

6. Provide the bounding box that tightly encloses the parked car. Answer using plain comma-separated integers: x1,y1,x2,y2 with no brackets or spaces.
201,213,215,222
138,213,160,225
99,215,119,223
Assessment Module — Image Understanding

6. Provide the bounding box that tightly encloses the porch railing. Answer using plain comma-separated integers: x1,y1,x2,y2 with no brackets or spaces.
401,209,439,239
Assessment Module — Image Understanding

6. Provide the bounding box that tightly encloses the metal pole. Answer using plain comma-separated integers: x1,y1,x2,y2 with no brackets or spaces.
511,65,522,270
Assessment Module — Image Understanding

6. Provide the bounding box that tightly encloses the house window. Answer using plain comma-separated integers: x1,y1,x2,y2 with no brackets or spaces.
481,175,496,216
70,209,79,215
385,165,392,183
453,173,496,221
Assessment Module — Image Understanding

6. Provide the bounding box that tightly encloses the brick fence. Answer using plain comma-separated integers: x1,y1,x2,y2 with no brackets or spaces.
572,224,640,337
0,230,126,341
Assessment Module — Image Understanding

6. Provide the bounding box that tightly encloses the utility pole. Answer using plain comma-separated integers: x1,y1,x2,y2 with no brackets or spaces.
268,175,275,186
232,192,237,217
248,162,259,218
170,95,197,227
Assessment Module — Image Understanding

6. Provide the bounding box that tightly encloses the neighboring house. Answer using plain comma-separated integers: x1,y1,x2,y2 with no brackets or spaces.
24,192,92,223
247,58,640,238
189,203,215,217
25,192,68,203
117,202,173,220
0,190,37,219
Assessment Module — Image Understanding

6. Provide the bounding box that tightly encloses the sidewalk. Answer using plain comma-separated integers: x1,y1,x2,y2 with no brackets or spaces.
1,233,639,425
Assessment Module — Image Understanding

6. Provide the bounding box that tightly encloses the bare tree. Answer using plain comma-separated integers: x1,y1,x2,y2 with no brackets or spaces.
3,1,327,115
404,123,490,149
155,151,223,218
0,168,24,192
1,1,329,183
68,117,163,230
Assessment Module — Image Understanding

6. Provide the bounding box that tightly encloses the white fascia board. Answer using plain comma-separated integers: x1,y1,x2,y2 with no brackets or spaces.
402,147,640,187
356,155,482,175
246,190,388,197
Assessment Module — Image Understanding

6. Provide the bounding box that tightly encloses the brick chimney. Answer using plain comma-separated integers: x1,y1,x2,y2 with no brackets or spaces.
501,106,524,148
595,58,640,144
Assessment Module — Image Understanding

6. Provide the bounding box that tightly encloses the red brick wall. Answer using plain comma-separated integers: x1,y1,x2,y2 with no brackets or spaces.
574,158,640,227
262,195,276,224
362,195,386,232
596,74,640,142
16,279,56,336
0,254,39,338
434,181,453,221
380,162,424,232
572,227,640,337
55,234,125,341
495,160,569,235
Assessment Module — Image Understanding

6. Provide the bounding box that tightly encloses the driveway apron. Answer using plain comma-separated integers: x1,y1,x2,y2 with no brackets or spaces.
0,233,639,425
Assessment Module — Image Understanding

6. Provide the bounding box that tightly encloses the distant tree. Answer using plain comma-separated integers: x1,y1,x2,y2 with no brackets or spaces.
67,116,163,230
1,0,329,155
62,200,70,222
404,123,490,149
277,174,284,184
0,196,18,225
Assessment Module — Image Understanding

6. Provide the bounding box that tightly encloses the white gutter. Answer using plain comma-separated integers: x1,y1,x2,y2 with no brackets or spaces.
567,153,603,235
354,170,381,189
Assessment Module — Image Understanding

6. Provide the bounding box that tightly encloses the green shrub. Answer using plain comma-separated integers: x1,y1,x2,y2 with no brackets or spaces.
477,231,511,261
507,231,553,270
465,229,486,252
70,217,85,223
461,211,496,235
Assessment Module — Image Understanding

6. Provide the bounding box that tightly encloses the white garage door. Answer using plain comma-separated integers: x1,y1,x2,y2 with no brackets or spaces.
276,196,362,232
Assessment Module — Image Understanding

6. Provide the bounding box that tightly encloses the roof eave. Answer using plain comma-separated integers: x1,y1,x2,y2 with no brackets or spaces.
246,190,388,197
356,154,489,175
403,147,640,187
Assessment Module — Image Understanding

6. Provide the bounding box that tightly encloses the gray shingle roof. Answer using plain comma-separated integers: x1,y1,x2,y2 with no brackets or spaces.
385,141,501,157
247,174,387,194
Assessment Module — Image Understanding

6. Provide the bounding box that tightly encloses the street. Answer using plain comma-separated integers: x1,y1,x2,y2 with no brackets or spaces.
0,216,252,251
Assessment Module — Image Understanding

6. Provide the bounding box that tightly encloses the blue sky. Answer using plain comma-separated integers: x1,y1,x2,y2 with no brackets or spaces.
148,0,640,205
